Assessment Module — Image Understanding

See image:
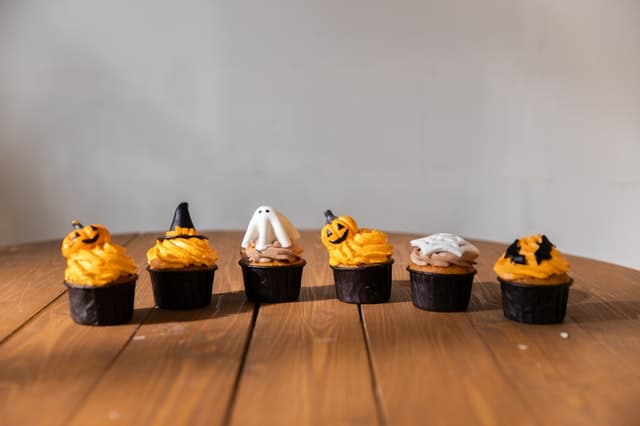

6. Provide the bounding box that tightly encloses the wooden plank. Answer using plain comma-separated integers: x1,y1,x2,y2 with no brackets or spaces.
67,231,256,426
361,234,538,426
0,233,137,343
1,231,639,425
0,233,155,426
229,231,380,426
465,241,640,425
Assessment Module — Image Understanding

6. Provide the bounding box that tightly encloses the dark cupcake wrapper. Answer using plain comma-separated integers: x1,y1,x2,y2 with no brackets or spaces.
331,259,394,304
238,259,306,303
499,277,573,324
407,267,475,312
64,275,137,326
147,265,217,310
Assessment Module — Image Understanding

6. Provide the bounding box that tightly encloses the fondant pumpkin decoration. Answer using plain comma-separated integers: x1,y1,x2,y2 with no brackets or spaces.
61,220,111,257
321,210,358,247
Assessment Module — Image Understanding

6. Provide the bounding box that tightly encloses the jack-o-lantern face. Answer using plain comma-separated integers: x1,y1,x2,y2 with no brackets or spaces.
321,210,358,248
61,220,111,257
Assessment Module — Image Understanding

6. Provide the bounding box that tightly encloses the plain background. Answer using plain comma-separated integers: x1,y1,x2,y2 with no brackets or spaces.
1,1,638,269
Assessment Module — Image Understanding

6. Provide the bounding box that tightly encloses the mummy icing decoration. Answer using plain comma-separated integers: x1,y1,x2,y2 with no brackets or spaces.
241,206,300,251
409,233,479,268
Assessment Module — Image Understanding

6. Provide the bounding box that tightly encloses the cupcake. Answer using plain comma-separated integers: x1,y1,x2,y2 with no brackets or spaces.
239,205,305,302
146,202,218,309
407,233,479,312
321,210,394,304
494,234,572,324
61,220,138,325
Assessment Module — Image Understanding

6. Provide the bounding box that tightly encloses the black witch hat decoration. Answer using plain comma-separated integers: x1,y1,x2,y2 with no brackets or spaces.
170,202,195,230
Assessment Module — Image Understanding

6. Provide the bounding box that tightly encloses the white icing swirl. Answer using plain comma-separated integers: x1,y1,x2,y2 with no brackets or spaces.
410,233,479,268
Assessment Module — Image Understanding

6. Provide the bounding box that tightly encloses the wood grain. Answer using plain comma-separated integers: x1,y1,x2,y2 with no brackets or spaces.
1,231,639,426
361,234,538,425
229,231,380,426
67,230,256,426
467,242,640,425
0,233,153,425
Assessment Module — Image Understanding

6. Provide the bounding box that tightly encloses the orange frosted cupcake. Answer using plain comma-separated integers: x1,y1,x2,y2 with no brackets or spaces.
62,220,137,325
321,210,393,304
494,234,572,324
239,205,305,303
147,202,218,309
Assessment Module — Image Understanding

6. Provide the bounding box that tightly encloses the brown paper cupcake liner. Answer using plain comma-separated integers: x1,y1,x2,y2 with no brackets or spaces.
499,277,572,324
148,266,217,310
331,259,394,304
238,259,306,303
65,275,137,326
407,267,475,312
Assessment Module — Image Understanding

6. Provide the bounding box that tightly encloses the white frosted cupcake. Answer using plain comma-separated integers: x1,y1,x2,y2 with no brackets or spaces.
407,233,479,311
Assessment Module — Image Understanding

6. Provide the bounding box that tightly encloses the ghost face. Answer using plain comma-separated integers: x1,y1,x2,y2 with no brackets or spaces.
241,206,300,251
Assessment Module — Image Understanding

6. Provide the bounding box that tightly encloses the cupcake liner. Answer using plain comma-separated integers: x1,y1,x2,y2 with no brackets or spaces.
331,259,394,304
239,259,306,303
407,267,475,312
499,278,573,324
65,276,137,326
148,266,217,310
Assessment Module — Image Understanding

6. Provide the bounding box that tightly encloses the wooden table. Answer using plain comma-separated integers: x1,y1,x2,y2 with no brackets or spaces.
1,231,639,425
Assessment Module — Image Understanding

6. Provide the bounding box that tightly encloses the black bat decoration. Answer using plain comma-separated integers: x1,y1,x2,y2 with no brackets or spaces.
505,240,526,265
534,235,554,265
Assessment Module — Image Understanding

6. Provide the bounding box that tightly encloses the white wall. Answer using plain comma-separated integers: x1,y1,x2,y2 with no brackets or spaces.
1,0,639,269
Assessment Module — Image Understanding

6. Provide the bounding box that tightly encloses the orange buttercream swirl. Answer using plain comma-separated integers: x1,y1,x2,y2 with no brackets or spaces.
327,229,393,267
494,234,570,280
147,226,217,269
64,242,137,286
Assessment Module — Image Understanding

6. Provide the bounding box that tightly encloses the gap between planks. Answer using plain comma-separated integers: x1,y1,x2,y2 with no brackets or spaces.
358,304,388,426
0,291,67,345
222,303,261,426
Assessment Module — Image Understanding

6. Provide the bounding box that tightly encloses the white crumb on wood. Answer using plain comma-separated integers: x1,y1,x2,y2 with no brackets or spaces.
108,410,120,421
518,344,528,350
133,335,146,341
560,332,569,339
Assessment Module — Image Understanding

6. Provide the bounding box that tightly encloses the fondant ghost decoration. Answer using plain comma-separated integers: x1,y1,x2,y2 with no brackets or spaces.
241,206,300,251
410,233,479,258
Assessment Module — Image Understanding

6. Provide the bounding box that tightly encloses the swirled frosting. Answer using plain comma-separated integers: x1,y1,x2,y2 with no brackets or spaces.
147,226,217,269
494,234,570,280
64,242,137,286
410,233,479,268
326,229,393,267
242,241,303,264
